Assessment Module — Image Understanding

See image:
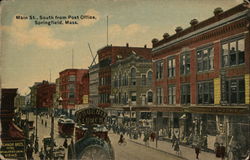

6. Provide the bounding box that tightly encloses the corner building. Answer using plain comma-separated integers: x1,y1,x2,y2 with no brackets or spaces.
152,4,250,155
97,44,151,108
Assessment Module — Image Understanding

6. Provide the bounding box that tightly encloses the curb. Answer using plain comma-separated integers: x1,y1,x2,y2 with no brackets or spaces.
128,139,189,160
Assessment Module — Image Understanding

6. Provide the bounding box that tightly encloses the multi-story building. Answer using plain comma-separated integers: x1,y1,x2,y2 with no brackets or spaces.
29,82,42,109
14,94,26,110
151,4,250,153
97,43,151,108
53,78,61,114
1,89,24,142
110,51,153,126
59,69,89,115
89,64,99,106
36,80,56,112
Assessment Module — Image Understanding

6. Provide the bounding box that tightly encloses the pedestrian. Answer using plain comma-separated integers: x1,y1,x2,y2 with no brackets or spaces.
195,144,201,160
172,135,177,148
63,138,68,148
143,133,149,146
41,119,43,124
39,148,45,160
45,121,47,127
174,140,181,156
220,144,226,160
26,144,33,160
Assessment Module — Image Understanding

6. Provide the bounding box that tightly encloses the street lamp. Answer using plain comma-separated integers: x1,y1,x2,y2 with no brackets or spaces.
128,98,132,139
50,96,63,159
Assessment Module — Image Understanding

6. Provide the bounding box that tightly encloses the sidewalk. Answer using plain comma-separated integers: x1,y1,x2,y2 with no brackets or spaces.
126,135,222,160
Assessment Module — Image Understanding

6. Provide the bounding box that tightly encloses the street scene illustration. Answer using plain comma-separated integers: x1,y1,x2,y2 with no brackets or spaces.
1,0,250,160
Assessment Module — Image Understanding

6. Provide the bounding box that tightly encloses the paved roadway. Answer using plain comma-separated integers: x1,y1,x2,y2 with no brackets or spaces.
29,113,184,160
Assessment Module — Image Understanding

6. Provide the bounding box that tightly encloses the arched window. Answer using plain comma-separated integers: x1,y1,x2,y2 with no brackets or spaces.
147,91,153,103
118,73,122,87
147,71,152,84
131,68,136,85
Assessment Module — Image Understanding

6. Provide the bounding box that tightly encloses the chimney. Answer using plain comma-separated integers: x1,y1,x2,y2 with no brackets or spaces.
190,19,199,26
175,26,183,33
144,44,147,48
126,43,129,47
214,7,223,16
163,33,170,39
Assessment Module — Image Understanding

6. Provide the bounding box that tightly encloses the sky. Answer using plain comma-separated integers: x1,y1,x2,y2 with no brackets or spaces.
0,0,242,95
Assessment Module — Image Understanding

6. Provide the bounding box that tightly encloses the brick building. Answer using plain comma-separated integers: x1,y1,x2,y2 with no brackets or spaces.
97,44,151,108
151,4,250,153
36,80,56,112
59,69,89,115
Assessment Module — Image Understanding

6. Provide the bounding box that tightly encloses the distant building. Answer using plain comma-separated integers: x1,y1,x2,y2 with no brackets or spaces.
29,82,42,108
59,69,89,115
89,63,99,106
14,94,26,110
36,80,56,112
97,43,151,108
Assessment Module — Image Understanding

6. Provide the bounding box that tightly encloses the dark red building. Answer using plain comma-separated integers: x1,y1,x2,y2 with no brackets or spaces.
1,88,24,142
59,69,89,110
36,80,56,111
97,43,151,108
151,4,249,152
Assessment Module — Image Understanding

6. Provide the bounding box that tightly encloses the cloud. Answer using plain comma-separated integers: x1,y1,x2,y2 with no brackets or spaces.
62,9,100,30
80,9,101,26
2,15,73,49
109,23,149,37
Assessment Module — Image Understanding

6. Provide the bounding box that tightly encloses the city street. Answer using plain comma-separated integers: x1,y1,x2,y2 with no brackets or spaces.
28,113,184,160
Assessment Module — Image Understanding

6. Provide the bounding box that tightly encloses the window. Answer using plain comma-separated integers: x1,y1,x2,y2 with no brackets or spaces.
156,61,164,79
168,85,176,104
222,38,245,67
147,71,152,84
69,92,75,98
130,68,136,85
68,84,75,91
131,91,136,102
147,91,153,103
118,74,122,87
123,92,128,104
224,78,245,104
156,87,163,105
141,75,146,85
181,84,190,104
197,47,214,72
180,52,190,75
69,75,76,81
197,81,214,104
168,58,176,78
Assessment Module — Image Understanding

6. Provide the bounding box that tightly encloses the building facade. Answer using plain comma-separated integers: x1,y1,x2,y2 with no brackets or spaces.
29,82,42,109
110,51,153,127
151,4,250,154
97,44,151,108
36,80,56,112
59,69,89,114
89,63,99,106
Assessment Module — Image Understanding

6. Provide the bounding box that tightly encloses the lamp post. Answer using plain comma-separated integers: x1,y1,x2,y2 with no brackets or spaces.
50,96,63,159
34,106,39,153
128,98,132,139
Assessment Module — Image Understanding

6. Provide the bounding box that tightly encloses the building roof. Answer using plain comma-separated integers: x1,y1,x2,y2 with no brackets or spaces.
152,3,248,52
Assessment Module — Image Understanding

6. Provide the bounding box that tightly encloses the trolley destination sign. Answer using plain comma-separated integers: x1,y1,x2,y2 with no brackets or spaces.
0,140,25,159
75,107,108,125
